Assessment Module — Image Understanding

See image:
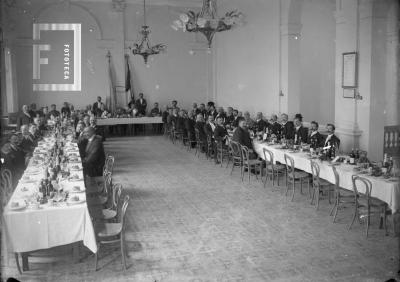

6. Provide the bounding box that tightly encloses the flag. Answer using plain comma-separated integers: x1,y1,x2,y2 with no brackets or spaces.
125,57,134,101
107,52,116,113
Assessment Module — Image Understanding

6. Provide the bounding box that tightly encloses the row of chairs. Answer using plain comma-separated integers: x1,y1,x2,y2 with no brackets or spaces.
86,154,131,271
168,131,389,238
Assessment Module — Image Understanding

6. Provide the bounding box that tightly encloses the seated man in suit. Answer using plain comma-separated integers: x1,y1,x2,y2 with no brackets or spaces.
82,126,106,177
225,107,234,128
20,125,36,153
61,102,71,117
17,105,33,130
1,134,27,183
90,116,105,141
204,115,216,140
308,121,324,149
232,109,244,128
280,113,294,140
254,112,269,135
323,123,340,149
215,107,226,124
135,93,147,116
293,114,308,145
49,104,60,118
184,110,196,147
214,116,228,143
195,114,207,146
232,119,256,158
268,114,281,137
243,111,255,131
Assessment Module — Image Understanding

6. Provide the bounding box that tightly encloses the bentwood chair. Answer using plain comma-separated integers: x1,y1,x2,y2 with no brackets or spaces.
241,145,263,182
262,148,285,188
229,140,243,176
284,154,310,202
309,161,333,210
206,135,215,160
88,172,112,207
330,166,355,222
194,128,206,157
215,138,230,167
93,183,123,222
348,175,388,238
95,195,130,271
92,155,114,190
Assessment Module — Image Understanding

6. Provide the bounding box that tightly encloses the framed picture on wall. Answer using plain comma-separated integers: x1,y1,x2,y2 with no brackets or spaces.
342,52,358,88
343,88,355,99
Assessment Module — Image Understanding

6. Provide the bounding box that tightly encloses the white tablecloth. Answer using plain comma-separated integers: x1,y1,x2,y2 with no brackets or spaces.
254,141,400,213
2,141,97,255
97,116,162,126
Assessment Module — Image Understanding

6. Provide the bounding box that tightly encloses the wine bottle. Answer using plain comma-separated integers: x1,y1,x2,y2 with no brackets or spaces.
350,148,355,164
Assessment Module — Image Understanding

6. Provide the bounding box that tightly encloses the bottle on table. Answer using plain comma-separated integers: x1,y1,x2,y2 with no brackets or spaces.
349,148,355,164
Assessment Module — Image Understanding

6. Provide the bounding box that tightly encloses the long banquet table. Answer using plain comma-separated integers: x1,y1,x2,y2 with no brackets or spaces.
2,134,97,269
253,140,400,213
96,116,162,126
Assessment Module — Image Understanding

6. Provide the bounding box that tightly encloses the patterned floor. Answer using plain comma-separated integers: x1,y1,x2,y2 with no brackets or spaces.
1,136,399,281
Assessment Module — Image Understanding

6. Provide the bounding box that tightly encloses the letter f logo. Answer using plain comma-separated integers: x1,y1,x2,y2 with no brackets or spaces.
33,24,51,80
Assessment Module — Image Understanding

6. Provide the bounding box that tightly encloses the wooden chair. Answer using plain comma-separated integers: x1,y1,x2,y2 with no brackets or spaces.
309,161,333,210
1,168,13,210
348,175,388,238
95,195,130,271
93,183,122,222
215,138,230,167
228,140,243,176
206,135,215,160
194,128,206,157
284,154,310,201
241,145,263,182
262,148,285,188
330,166,355,222
88,172,112,207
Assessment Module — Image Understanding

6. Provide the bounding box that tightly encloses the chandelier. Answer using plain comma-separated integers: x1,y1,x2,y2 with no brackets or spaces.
171,0,243,48
130,0,166,64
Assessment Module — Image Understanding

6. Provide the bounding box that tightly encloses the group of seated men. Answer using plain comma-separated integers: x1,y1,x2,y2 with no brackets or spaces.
2,102,107,186
161,101,340,158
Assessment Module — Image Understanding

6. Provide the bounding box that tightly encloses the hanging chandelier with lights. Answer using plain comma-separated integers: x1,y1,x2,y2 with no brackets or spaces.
130,0,166,64
171,0,243,48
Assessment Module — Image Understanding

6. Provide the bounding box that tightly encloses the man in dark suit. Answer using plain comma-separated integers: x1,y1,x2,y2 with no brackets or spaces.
232,109,244,128
195,114,207,143
232,119,257,159
135,93,147,116
215,107,226,124
90,116,105,141
184,111,196,147
20,125,36,153
92,96,105,117
17,105,33,130
82,127,106,177
1,134,27,183
255,112,269,134
61,102,71,117
308,121,324,148
293,115,308,144
225,107,235,128
204,115,216,140
214,116,228,143
323,123,340,149
49,104,60,118
280,113,294,140
268,114,281,137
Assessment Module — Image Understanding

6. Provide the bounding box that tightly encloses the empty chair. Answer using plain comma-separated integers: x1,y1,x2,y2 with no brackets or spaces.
215,139,230,167
309,160,333,210
262,148,285,188
348,175,388,238
95,195,130,271
284,154,310,202
87,172,112,207
194,128,206,157
228,140,243,176
92,183,123,222
330,166,355,222
206,135,215,160
241,145,263,182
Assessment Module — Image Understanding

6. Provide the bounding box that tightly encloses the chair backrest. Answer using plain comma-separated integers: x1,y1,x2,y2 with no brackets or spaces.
195,128,200,141
241,145,250,163
120,195,130,230
1,168,13,209
310,160,321,187
331,165,340,193
263,148,274,170
111,183,123,211
229,140,242,159
351,175,372,200
284,154,295,177
105,155,115,175
103,172,112,195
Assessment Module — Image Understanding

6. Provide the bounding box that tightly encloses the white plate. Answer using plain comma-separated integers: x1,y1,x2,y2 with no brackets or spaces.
69,186,85,193
9,200,27,211
67,197,86,205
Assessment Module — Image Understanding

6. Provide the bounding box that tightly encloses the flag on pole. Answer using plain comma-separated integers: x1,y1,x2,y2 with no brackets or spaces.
107,51,116,113
125,56,134,101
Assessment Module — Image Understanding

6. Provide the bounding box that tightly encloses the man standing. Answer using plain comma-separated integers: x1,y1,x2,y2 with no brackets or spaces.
17,105,32,130
92,96,105,116
135,93,147,116
82,127,106,177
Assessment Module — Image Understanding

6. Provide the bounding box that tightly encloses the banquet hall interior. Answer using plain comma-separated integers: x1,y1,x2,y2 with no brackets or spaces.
0,0,399,281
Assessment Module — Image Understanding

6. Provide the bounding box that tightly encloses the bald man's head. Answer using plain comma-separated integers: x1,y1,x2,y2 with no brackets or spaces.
83,126,96,138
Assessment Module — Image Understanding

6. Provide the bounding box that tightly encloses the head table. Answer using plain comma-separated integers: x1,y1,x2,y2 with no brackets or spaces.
2,130,97,268
253,140,400,213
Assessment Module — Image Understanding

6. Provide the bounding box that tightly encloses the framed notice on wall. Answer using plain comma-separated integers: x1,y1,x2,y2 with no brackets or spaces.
342,52,358,88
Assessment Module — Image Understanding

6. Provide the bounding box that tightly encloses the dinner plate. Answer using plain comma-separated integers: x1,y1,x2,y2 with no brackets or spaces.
69,186,85,193
67,197,86,205
9,200,27,211
69,177,84,182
